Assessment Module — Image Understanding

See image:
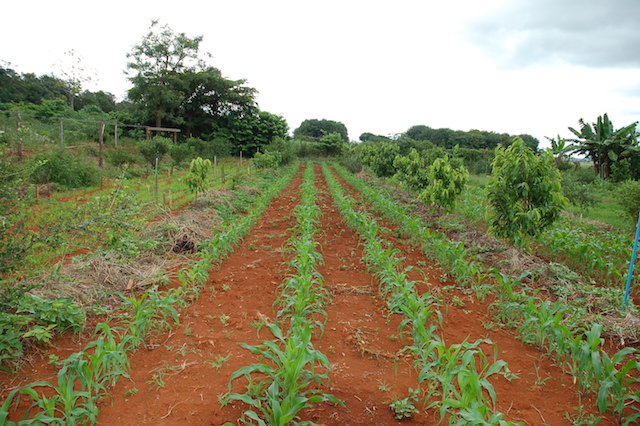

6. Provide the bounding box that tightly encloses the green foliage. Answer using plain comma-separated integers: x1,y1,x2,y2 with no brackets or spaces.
252,151,282,169
561,173,598,212
419,156,469,212
0,152,34,272
185,157,212,199
359,142,400,177
610,158,633,182
616,180,640,222
137,136,171,168
17,295,85,332
568,113,639,179
405,124,537,151
394,148,432,191
30,148,101,188
390,389,419,419
486,137,566,246
106,147,139,169
293,118,349,142
319,132,345,156
168,142,194,167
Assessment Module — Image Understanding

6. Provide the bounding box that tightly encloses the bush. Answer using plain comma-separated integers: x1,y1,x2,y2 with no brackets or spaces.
617,180,640,222
486,137,566,246
169,143,195,168
137,136,171,168
562,172,598,211
186,137,232,159
106,147,139,169
338,154,362,174
30,149,101,189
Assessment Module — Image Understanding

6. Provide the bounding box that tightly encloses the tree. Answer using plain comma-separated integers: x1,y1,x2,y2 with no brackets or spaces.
137,136,171,168
126,21,208,128
359,142,400,177
420,156,469,212
293,119,348,142
126,21,260,145
179,67,257,138
185,157,212,201
568,113,638,179
545,134,574,170
222,110,288,155
486,137,566,246
53,49,96,110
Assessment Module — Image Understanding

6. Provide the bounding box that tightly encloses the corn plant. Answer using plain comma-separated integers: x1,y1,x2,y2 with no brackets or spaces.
324,164,515,423
225,322,341,426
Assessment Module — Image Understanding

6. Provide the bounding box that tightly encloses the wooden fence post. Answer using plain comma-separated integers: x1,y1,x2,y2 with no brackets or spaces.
16,112,22,162
98,122,105,168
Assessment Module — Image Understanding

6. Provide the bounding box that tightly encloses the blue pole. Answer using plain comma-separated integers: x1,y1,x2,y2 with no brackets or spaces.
623,212,640,309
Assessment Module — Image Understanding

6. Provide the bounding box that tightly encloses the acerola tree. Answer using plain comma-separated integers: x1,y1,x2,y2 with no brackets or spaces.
486,137,566,246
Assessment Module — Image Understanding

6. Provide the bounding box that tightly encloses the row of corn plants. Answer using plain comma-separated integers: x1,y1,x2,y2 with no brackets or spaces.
334,164,640,424
1,165,299,425
456,184,635,297
223,164,341,425
491,273,640,425
323,164,516,424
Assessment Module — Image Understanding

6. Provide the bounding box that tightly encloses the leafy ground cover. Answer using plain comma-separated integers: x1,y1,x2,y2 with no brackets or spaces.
1,162,638,425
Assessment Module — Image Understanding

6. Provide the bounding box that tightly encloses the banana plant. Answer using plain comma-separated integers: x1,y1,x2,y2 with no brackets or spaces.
568,113,638,179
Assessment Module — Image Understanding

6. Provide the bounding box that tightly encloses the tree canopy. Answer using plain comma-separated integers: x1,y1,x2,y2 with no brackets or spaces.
293,119,349,142
405,124,539,151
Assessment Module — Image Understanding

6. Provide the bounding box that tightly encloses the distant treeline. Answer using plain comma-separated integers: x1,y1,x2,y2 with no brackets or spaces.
361,124,539,152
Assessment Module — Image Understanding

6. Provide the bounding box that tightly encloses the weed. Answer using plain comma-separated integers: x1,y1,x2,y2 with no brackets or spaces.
377,380,392,392
208,353,231,370
390,388,419,419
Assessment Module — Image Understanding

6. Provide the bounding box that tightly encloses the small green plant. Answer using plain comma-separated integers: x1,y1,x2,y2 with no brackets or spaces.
124,388,138,397
208,353,231,370
377,380,392,392
185,157,213,201
390,388,419,419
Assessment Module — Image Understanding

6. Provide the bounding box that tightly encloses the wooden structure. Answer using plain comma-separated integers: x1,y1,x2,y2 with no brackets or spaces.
145,126,181,143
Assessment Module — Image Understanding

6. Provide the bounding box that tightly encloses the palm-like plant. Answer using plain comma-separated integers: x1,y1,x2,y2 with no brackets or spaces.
568,113,638,178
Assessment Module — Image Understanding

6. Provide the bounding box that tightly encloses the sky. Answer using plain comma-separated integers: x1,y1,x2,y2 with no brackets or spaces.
2,0,640,147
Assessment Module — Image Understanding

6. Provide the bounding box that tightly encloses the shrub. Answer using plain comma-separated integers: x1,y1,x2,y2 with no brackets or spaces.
617,180,640,222
486,137,566,246
106,147,139,169
419,156,469,212
137,136,171,168
30,149,101,189
169,143,195,168
359,142,400,177
562,172,598,211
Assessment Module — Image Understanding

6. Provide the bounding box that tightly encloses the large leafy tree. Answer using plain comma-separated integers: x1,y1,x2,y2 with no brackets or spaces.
126,20,209,128
126,21,261,148
223,110,289,155
293,119,348,142
179,67,257,138
568,113,638,178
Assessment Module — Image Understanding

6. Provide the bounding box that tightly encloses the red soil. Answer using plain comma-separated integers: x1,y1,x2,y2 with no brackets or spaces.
1,164,617,425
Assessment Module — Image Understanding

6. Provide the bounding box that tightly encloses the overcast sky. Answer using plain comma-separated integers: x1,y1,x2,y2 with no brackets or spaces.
2,0,639,146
